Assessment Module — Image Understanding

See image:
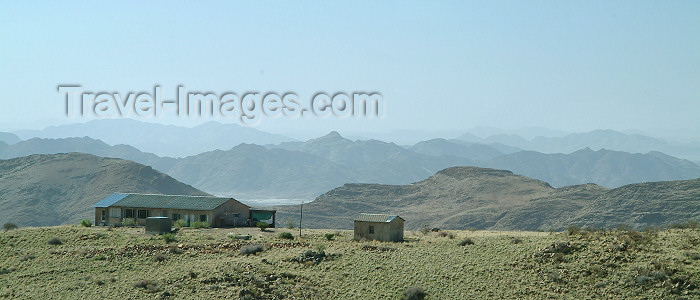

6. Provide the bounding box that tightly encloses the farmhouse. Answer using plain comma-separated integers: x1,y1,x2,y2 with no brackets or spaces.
93,193,276,228
354,213,404,242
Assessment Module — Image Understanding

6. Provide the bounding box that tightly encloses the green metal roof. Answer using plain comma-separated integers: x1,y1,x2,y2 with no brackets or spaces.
354,213,403,223
96,193,246,211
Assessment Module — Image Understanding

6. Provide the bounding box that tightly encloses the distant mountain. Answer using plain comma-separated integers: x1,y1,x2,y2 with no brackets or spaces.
456,129,700,162
410,138,504,161
0,137,176,172
165,144,356,199
270,132,474,185
3,132,699,201
275,166,700,231
0,132,20,145
481,148,700,188
0,153,207,227
12,119,296,157
460,126,570,140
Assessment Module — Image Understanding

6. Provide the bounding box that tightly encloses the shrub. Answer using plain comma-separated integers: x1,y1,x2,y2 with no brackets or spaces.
3,222,17,231
20,255,36,261
93,254,106,261
285,218,297,229
324,233,335,241
402,286,427,300
162,233,177,243
121,218,136,227
669,220,700,230
289,249,339,264
153,253,167,262
315,244,326,254
278,232,294,240
437,231,448,237
447,233,456,239
174,219,188,228
567,224,581,235
133,279,161,293
48,237,62,245
80,219,92,227
419,226,430,235
511,237,523,244
191,221,210,229
240,244,264,255
256,222,269,231
459,238,474,246
684,251,700,260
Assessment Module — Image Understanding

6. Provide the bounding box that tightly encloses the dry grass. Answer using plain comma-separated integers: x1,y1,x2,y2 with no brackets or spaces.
0,225,698,299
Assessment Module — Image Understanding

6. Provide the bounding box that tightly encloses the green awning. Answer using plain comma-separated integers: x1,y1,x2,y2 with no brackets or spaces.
251,211,274,220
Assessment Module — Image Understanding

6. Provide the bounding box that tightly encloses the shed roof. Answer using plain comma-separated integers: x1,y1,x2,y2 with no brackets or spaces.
93,193,247,211
354,213,403,223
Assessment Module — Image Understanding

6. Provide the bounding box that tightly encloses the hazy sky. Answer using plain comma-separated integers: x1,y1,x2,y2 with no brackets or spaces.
1,1,698,136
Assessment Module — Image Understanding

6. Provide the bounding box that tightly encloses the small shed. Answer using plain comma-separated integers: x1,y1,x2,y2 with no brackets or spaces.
145,217,172,235
354,213,404,242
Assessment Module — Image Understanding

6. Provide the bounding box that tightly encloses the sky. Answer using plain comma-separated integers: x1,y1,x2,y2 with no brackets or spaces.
1,1,698,138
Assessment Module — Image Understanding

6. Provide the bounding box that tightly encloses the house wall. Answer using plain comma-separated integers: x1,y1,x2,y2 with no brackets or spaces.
94,198,251,227
354,219,404,242
212,199,251,227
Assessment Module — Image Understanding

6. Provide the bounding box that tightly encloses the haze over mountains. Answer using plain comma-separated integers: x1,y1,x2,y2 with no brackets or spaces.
457,129,700,162
1,119,699,229
11,119,295,158
1,120,700,200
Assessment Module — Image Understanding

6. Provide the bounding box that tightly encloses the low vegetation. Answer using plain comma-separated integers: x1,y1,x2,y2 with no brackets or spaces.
80,219,92,227
0,226,698,298
278,232,294,240
240,244,264,256
256,222,270,232
2,223,17,231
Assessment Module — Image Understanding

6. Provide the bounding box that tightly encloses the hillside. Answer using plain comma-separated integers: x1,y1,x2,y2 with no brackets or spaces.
410,138,504,161
0,137,176,172
1,226,698,299
0,132,20,145
272,132,474,185
2,132,699,201
481,148,700,188
276,166,700,231
0,153,207,227
165,144,356,199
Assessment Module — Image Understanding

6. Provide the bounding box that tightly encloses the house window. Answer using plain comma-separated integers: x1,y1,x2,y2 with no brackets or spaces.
369,226,375,234
199,214,208,222
172,213,181,220
109,208,121,218
137,210,149,219
101,210,106,221
124,209,134,218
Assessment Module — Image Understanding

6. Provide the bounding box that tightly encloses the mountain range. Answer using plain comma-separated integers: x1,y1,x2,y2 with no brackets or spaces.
1,129,699,199
457,129,700,162
275,166,700,231
0,153,207,227
11,119,295,157
1,152,698,230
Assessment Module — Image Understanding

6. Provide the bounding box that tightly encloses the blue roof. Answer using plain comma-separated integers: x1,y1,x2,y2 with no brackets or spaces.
93,193,128,208
93,193,247,210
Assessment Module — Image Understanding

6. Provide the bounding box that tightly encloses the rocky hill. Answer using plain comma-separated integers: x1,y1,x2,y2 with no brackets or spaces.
0,153,207,227
277,166,700,231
